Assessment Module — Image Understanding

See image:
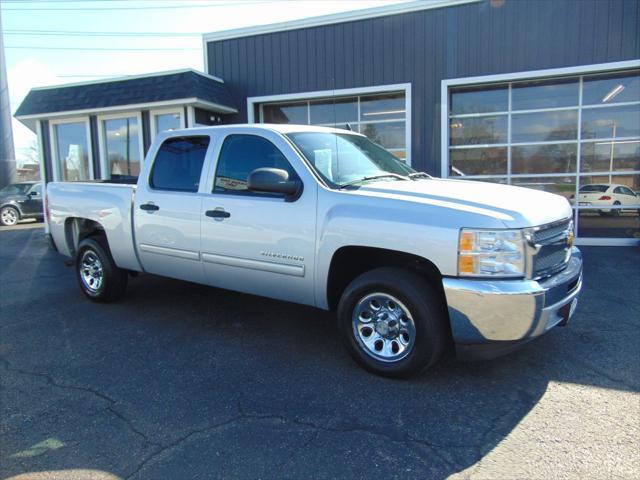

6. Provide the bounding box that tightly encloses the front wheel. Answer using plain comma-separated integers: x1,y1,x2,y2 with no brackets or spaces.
76,236,128,302
337,267,449,378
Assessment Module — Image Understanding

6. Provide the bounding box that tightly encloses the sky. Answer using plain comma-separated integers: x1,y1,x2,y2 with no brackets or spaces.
2,0,409,165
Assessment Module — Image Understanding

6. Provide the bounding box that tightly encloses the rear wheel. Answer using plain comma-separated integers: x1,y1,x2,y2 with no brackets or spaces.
611,201,621,216
75,236,128,302
337,267,448,378
0,206,19,226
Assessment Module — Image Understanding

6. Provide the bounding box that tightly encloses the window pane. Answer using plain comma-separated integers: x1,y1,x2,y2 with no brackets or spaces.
581,105,640,140
449,147,507,176
511,78,579,110
359,122,405,149
511,143,577,174
511,176,576,201
580,140,640,173
103,117,141,178
449,115,507,145
578,209,639,238
578,174,640,205
450,85,508,115
262,102,307,124
511,110,578,143
150,136,209,192
55,122,91,181
582,70,640,105
214,135,299,195
155,112,181,133
310,97,357,125
360,93,405,121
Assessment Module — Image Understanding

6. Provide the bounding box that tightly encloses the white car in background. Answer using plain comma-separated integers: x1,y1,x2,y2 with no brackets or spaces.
576,183,640,216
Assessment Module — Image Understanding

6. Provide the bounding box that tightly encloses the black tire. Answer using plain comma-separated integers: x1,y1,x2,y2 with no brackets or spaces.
75,236,128,302
611,201,621,216
0,206,20,226
337,267,449,378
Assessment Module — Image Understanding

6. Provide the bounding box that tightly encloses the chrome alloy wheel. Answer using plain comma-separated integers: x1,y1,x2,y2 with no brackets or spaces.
80,250,104,293
1,207,18,226
352,292,416,362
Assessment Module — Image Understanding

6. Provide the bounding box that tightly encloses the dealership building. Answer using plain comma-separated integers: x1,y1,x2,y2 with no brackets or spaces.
14,0,640,245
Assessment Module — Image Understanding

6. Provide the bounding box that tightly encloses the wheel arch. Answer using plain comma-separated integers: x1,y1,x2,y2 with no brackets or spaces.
1,201,24,218
64,217,107,257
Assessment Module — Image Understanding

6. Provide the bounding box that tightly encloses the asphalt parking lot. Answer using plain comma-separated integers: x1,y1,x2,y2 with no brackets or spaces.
1,226,639,480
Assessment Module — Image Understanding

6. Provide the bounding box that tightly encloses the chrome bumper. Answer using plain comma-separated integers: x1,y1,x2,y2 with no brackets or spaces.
443,247,583,360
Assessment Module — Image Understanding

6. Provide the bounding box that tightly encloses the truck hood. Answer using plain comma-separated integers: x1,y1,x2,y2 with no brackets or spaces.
355,177,573,228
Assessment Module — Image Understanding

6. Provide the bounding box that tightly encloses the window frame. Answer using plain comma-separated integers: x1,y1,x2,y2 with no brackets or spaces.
441,60,640,246
148,135,211,193
247,83,412,166
49,116,94,182
150,107,185,143
97,111,145,180
211,133,302,199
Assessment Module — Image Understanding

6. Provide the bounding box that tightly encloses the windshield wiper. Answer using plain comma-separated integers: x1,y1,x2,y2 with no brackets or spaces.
338,174,407,189
408,172,431,180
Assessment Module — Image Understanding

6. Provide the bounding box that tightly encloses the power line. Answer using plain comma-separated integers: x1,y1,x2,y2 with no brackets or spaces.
6,46,200,51
1,1,261,11
5,29,202,37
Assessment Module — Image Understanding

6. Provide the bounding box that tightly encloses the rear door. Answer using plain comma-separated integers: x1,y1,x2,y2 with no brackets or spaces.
134,134,212,284
199,130,317,306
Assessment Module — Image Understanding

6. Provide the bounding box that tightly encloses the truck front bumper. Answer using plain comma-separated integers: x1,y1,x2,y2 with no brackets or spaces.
443,247,583,360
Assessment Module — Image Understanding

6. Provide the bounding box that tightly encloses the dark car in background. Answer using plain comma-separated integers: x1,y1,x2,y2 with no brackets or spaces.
0,182,44,226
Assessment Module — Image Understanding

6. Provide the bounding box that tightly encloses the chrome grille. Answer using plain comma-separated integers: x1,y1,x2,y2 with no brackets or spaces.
531,219,572,279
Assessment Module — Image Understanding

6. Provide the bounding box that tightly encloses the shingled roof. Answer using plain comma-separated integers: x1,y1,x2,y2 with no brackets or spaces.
15,69,238,117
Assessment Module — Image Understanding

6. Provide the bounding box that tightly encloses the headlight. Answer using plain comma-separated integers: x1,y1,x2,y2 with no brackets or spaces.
458,228,525,277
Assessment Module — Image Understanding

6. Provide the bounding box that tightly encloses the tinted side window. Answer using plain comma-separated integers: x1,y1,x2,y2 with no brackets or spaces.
150,136,209,192
613,187,624,194
213,134,300,195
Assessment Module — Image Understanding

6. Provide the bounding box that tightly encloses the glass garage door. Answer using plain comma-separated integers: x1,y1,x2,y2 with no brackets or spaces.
447,69,640,243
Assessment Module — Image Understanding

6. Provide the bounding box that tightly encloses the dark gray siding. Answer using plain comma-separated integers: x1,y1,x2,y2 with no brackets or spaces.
206,0,640,174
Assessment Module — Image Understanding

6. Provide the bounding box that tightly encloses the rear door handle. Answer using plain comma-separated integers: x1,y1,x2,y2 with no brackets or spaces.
140,203,160,211
205,209,230,218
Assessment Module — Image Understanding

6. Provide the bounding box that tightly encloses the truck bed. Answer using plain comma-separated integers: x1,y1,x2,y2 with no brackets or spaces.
47,181,142,272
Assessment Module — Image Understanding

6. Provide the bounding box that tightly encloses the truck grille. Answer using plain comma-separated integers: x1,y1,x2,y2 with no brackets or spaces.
531,219,572,279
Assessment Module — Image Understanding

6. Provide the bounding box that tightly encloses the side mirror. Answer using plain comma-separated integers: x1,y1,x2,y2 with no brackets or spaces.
248,168,302,201
28,191,38,197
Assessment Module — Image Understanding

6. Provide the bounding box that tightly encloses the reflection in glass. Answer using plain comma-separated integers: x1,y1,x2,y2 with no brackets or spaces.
511,110,578,143
54,122,90,181
578,174,640,208
511,143,576,174
580,140,640,173
582,70,640,105
155,112,181,133
511,176,576,200
103,117,141,178
578,209,640,238
359,122,405,149
449,116,507,145
581,105,640,140
512,78,579,110
449,147,507,176
450,85,508,114
360,93,405,121
262,102,307,124
310,97,357,125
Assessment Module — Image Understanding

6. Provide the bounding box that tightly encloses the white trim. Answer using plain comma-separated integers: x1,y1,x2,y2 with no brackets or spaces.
16,98,237,124
202,0,481,46
97,111,145,180
575,238,639,247
49,116,94,182
247,83,412,165
30,69,223,92
35,121,50,233
150,108,185,143
187,106,196,128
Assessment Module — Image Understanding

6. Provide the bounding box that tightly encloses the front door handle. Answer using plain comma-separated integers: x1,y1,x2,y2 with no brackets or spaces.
205,209,230,218
140,203,160,211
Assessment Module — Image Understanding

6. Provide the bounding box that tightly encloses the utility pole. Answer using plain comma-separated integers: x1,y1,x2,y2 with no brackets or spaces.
0,7,16,188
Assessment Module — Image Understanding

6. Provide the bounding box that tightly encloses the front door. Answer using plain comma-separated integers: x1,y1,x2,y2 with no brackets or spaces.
200,131,317,306
134,135,211,284
23,183,43,215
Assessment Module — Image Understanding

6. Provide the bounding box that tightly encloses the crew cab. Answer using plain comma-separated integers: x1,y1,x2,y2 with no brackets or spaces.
46,124,582,377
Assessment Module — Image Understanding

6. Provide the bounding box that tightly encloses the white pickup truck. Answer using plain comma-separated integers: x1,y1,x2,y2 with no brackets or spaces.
46,124,582,377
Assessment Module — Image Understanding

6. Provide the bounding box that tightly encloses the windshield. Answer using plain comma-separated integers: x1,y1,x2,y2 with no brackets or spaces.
580,185,609,193
286,132,415,187
0,184,32,196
